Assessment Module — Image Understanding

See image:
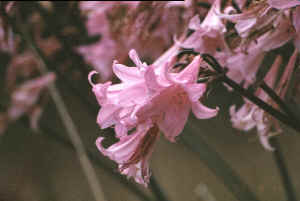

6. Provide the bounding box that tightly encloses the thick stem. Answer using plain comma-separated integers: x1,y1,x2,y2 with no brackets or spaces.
201,54,300,133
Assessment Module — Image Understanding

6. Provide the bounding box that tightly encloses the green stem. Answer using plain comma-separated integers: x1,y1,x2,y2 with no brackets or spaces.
182,121,261,201
271,138,297,201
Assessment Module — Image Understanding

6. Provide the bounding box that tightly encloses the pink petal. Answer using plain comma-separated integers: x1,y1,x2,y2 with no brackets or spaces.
97,104,120,129
114,83,148,106
96,133,141,163
278,49,298,97
112,61,142,83
119,161,150,187
158,104,190,142
257,126,275,151
183,83,207,102
144,65,163,93
129,49,147,70
268,0,300,9
293,7,300,51
29,106,43,132
188,15,201,30
192,102,218,119
92,82,112,105
115,123,128,138
264,55,282,88
174,56,202,83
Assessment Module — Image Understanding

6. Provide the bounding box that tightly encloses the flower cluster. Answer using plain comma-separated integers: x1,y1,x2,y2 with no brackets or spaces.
78,1,200,81
89,49,218,186
87,0,300,186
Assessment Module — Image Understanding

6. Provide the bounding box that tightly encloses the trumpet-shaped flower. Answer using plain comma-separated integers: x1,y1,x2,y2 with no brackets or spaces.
90,49,218,185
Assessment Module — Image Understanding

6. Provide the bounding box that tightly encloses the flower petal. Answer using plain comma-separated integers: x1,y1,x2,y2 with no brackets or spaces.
129,49,147,70
192,101,218,119
158,104,190,142
268,0,300,9
183,83,206,102
174,55,202,83
97,104,120,129
144,65,163,93
112,61,142,83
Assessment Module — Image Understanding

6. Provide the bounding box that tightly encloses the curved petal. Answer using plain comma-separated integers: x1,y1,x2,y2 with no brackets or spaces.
119,161,150,187
112,61,142,83
96,131,143,163
192,101,218,119
174,56,202,84
257,125,275,151
92,81,112,105
129,49,147,70
97,104,120,129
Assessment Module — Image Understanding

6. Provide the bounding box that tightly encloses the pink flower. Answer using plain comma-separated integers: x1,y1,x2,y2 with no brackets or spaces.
293,6,300,51
223,10,295,87
268,0,300,9
230,49,298,150
136,55,219,142
0,73,56,134
96,121,158,187
90,49,218,185
230,56,282,150
89,50,149,137
79,1,192,82
182,0,228,55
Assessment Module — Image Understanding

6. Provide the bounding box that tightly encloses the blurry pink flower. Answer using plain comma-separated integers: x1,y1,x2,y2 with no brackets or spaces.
230,49,297,150
293,6,300,51
225,12,294,87
230,56,282,150
226,44,266,87
216,2,270,38
182,0,228,55
268,0,300,9
0,73,56,134
79,1,193,81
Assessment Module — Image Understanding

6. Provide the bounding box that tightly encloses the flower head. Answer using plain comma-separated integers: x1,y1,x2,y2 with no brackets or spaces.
89,49,218,185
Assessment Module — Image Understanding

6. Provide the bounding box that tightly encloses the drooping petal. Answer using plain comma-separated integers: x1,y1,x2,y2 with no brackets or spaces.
192,101,218,119
29,106,43,132
96,134,141,164
229,104,257,131
89,71,112,105
158,103,190,142
97,104,120,129
119,160,150,187
257,125,275,151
